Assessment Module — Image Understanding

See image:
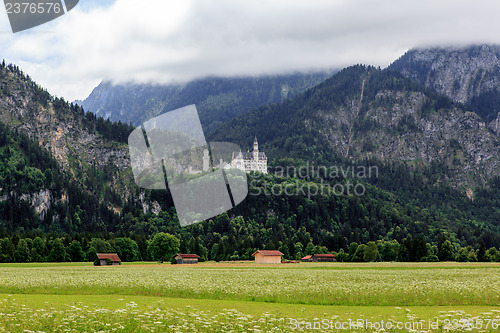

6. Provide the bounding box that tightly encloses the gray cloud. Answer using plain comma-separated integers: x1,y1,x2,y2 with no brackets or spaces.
1,0,500,101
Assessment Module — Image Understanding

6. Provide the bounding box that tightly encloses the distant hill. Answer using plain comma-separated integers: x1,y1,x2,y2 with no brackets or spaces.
77,72,334,134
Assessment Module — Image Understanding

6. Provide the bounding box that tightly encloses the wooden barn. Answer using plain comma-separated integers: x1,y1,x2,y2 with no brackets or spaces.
301,254,336,262
174,253,200,264
96,253,121,266
252,250,284,264
311,253,336,262
301,255,313,262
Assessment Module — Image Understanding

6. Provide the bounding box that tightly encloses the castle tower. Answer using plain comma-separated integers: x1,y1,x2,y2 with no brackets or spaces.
230,136,267,174
202,149,210,171
253,136,259,161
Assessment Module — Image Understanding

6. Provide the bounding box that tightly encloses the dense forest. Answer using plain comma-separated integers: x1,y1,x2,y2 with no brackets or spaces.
1,131,499,263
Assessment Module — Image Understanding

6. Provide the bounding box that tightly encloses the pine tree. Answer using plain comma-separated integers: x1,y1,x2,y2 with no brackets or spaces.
364,241,378,262
477,240,487,262
15,239,30,262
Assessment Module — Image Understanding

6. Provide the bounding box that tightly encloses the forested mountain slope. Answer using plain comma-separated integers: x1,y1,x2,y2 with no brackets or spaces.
0,59,498,263
0,62,136,233
210,65,500,188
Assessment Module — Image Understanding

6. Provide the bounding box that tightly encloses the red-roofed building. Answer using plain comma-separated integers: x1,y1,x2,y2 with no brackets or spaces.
252,250,284,264
174,253,200,264
300,254,336,262
311,253,336,262
301,255,313,262
96,253,121,266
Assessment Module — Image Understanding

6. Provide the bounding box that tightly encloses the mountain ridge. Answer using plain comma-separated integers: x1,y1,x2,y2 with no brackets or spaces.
77,72,334,134
389,44,500,123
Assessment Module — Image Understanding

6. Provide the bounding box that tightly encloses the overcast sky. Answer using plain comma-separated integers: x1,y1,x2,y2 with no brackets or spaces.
1,0,500,101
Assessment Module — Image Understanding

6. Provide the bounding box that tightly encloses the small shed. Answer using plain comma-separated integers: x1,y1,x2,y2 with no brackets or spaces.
96,253,121,266
252,250,284,264
174,253,200,264
311,253,336,262
301,255,313,262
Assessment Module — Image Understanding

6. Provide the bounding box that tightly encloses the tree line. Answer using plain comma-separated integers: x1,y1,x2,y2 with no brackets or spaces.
0,232,498,263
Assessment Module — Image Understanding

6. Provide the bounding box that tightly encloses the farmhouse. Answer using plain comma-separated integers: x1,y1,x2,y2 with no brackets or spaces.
174,253,200,264
252,250,283,264
96,253,121,266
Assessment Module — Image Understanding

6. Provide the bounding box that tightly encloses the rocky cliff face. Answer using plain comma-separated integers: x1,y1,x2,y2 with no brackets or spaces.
19,189,52,220
317,86,499,186
0,68,130,178
491,111,500,135
390,44,500,103
390,44,500,125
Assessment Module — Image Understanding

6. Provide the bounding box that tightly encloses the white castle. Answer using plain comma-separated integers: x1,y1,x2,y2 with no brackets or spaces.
200,137,267,174
230,137,268,174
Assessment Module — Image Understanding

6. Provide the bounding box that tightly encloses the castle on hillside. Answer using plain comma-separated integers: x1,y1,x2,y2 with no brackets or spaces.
231,137,268,174
199,137,268,174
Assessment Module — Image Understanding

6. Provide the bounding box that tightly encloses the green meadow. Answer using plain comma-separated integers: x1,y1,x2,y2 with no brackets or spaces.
0,262,498,332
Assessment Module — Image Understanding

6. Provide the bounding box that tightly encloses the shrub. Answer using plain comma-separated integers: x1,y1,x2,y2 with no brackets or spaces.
425,255,439,262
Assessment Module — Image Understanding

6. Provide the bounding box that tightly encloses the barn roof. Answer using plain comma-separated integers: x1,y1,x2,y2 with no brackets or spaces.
313,253,336,258
252,250,284,256
301,255,312,260
96,253,121,262
175,254,200,259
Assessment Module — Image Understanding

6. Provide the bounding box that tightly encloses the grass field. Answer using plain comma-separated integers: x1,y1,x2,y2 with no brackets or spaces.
0,262,498,332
